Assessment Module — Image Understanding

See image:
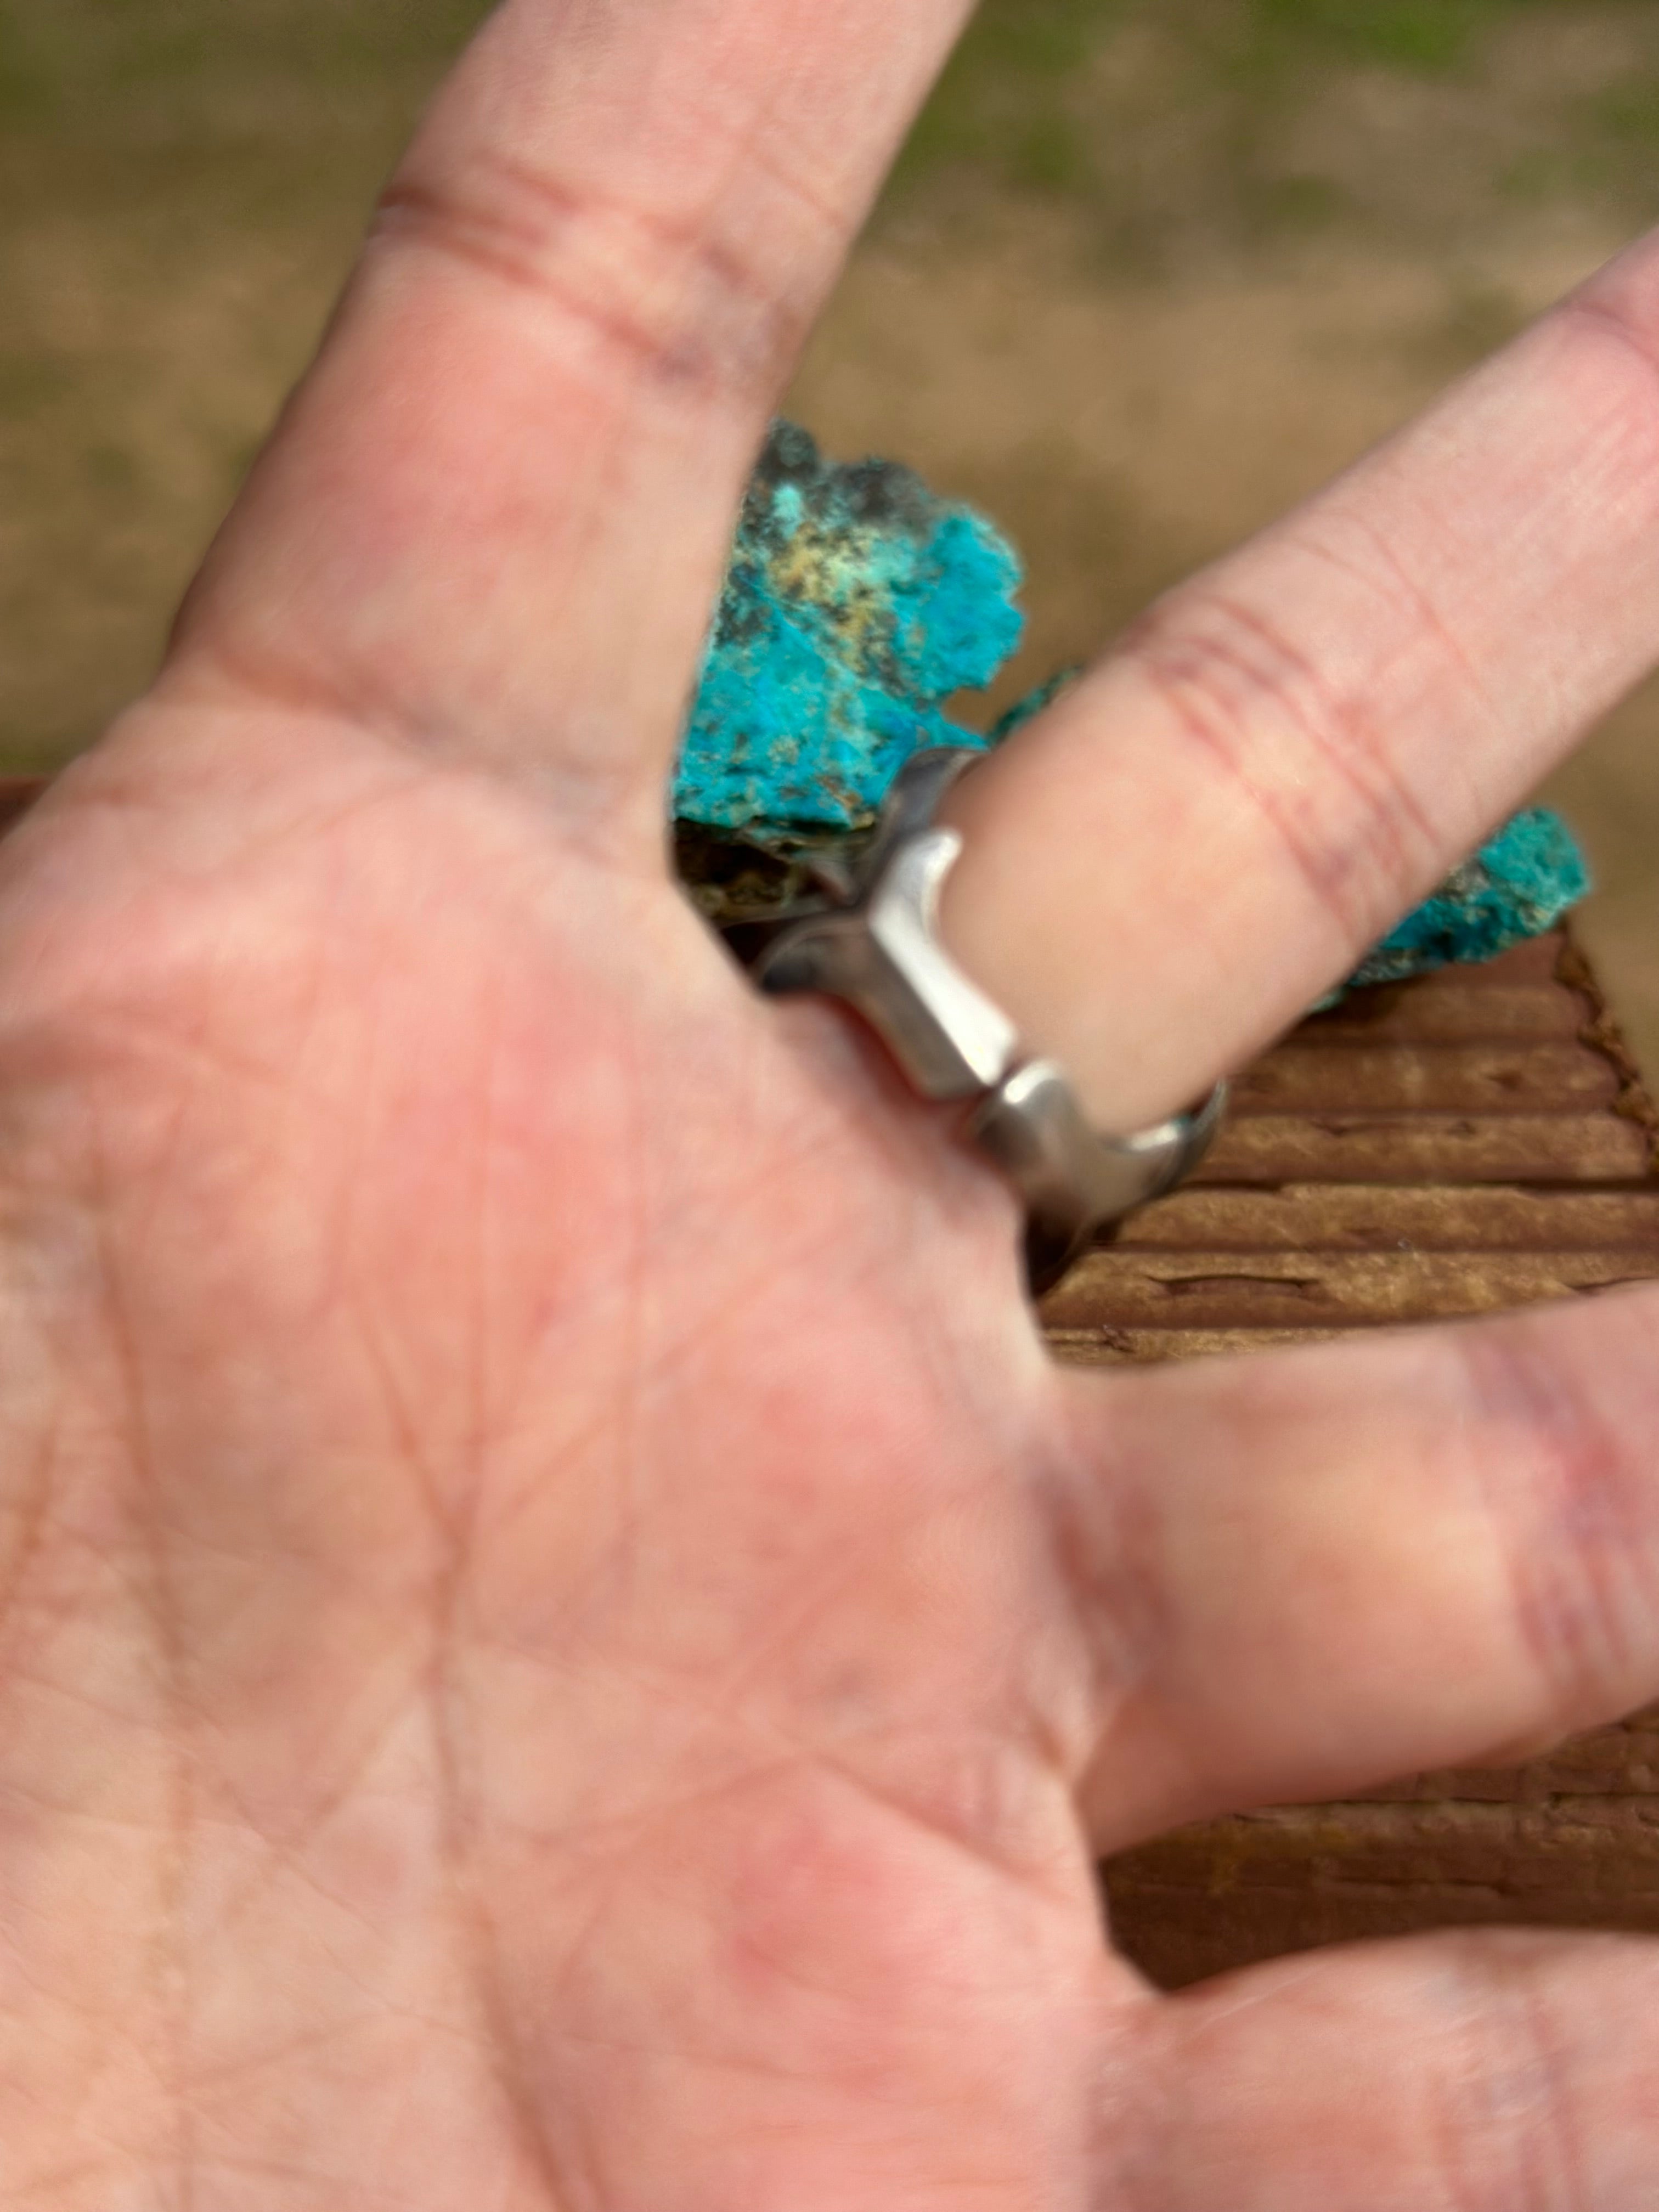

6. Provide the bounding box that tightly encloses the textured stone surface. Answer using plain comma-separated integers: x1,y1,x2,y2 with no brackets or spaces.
674,421,1022,835
1338,806,1592,994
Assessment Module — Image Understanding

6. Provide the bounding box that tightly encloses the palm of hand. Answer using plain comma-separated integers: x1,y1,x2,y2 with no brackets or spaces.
0,709,1145,2208
7,0,1659,2202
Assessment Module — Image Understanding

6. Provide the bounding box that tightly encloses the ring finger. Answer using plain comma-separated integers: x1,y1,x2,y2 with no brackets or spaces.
937,232,1659,1131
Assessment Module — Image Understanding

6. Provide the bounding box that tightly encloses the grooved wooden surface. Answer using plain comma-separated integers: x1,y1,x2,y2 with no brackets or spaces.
3,777,1656,1990
1048,931,1658,1369
1062,929,1659,1989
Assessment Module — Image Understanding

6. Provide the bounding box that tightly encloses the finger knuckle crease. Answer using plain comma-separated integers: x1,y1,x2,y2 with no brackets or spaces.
1558,291,1659,490
1121,591,1438,943
1564,289,1659,393
1466,1331,1656,1723
1443,1954,1592,2212
374,156,800,404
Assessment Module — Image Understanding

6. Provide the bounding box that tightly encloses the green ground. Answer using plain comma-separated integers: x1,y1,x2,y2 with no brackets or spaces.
4,0,1659,1065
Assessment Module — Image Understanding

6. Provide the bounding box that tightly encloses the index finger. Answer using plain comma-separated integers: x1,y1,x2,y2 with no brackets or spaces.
163,0,973,842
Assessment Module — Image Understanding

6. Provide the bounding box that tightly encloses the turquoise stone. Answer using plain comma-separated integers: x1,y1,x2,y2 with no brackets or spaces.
1335,808,1592,994
674,421,1022,834
675,423,1590,989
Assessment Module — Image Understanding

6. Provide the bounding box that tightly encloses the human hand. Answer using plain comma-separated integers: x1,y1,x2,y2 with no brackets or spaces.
2,3,1657,2204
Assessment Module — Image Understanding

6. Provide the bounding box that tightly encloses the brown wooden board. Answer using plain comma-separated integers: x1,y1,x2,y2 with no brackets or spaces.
1054,929,1659,1988
4,780,1657,1990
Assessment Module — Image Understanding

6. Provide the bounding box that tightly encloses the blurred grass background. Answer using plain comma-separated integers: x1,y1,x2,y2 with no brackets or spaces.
3,0,1659,1067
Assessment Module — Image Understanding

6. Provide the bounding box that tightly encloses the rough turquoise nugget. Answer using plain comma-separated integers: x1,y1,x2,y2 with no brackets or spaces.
674,421,1022,833
675,421,1590,988
1340,808,1592,991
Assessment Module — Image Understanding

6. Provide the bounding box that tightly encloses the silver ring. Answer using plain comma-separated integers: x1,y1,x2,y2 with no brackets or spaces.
724,747,1228,1297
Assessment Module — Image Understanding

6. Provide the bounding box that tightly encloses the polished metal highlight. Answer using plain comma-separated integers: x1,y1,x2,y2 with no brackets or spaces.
725,746,1229,1298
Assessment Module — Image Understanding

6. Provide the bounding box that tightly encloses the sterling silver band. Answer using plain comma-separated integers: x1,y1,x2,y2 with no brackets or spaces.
725,747,1228,1297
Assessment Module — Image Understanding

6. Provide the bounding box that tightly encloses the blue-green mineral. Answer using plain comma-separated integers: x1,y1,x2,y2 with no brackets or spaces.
675,421,1021,833
675,421,1589,989
1338,808,1591,992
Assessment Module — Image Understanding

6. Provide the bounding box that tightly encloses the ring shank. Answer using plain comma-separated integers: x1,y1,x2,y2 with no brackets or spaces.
732,747,1228,1299
969,1063,1230,1296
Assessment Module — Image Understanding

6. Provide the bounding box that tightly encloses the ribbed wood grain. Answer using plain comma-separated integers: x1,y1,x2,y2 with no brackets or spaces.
1051,1246,1653,1329
1232,1037,1617,1110
1047,932,1659,1373
1199,1109,1650,1183
1119,1184,1659,1251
